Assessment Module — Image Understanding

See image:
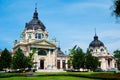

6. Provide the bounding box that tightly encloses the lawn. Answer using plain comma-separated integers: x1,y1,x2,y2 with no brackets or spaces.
0,72,120,80
0,76,99,80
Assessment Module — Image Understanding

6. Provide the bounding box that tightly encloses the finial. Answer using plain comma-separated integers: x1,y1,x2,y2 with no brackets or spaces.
35,3,37,11
33,3,38,19
58,41,60,48
94,28,98,40
94,28,96,36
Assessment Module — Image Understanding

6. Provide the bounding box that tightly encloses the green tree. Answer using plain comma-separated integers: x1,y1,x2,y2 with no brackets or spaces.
114,50,120,70
67,45,77,68
27,49,36,69
12,48,28,70
85,51,99,71
0,48,12,71
113,0,120,17
69,45,85,69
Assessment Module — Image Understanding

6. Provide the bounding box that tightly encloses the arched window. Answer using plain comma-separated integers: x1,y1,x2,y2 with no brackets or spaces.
35,33,44,39
100,48,104,52
38,50,46,55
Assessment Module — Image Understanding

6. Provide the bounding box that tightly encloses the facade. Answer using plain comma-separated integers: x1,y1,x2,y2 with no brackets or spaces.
12,7,117,71
88,33,116,71
13,8,69,70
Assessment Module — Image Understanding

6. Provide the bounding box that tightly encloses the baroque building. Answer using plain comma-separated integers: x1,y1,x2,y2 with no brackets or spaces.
88,33,116,71
13,8,69,70
12,7,117,71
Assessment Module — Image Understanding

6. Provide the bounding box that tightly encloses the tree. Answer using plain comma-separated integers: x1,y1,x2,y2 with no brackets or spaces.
114,50,120,70
113,0,120,17
0,48,12,70
12,48,28,70
85,51,99,71
27,49,36,69
69,45,85,69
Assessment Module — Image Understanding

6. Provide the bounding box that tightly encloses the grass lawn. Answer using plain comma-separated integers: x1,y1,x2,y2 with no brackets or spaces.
0,72,120,80
0,76,99,80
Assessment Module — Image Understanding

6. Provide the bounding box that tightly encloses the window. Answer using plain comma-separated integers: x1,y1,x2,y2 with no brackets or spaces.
90,49,93,52
38,34,41,39
35,33,44,39
28,34,31,39
38,50,46,55
35,33,37,38
42,34,44,38
100,48,104,52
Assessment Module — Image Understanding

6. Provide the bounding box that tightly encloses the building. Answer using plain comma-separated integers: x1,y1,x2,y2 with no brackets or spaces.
88,33,116,71
13,7,69,70
13,7,117,71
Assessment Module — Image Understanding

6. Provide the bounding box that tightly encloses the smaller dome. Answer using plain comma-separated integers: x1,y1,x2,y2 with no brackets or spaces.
56,47,65,56
89,34,104,48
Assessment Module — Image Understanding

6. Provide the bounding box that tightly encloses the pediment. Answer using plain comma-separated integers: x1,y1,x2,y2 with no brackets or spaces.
31,40,56,47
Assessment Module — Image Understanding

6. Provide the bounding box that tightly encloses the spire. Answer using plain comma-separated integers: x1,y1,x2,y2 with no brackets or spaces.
33,3,38,19
94,28,98,40
95,28,97,36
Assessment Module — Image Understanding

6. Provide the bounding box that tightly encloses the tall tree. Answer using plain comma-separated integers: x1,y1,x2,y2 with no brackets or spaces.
114,50,120,70
12,48,28,70
113,0,120,17
27,49,36,69
0,48,12,70
69,45,85,69
85,51,99,71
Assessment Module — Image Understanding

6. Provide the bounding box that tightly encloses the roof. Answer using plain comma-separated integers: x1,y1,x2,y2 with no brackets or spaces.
89,34,104,48
56,47,68,57
25,8,46,31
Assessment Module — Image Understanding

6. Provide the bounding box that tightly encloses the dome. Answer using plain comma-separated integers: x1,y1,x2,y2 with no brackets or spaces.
89,34,104,47
56,47,65,56
25,8,46,31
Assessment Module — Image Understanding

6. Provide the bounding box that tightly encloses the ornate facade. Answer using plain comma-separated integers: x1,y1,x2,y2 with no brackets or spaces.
13,8,69,70
12,7,117,71
88,34,116,71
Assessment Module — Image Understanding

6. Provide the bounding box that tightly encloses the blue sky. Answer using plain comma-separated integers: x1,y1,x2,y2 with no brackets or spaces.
0,0,120,54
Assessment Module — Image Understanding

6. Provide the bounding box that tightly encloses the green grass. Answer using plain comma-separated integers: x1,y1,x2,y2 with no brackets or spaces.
0,76,99,80
0,72,120,80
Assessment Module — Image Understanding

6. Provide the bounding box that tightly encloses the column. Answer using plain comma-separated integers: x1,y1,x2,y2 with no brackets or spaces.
60,60,62,69
65,59,68,69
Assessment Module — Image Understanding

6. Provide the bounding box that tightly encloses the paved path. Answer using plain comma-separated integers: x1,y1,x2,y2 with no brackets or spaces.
36,69,66,72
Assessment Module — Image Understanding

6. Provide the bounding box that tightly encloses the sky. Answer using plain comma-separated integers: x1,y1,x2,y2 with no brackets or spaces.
0,0,120,54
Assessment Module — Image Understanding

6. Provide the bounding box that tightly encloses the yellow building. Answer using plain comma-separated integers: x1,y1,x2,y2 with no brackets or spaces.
13,8,69,70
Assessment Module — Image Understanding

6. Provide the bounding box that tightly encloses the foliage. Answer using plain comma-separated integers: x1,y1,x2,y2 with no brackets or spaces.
85,51,99,71
114,49,120,70
0,48,12,70
113,0,120,17
69,45,85,69
27,49,36,68
12,48,28,70
69,45,99,71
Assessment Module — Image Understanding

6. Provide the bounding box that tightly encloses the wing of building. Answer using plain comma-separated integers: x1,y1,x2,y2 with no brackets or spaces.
88,33,117,71
13,8,69,70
